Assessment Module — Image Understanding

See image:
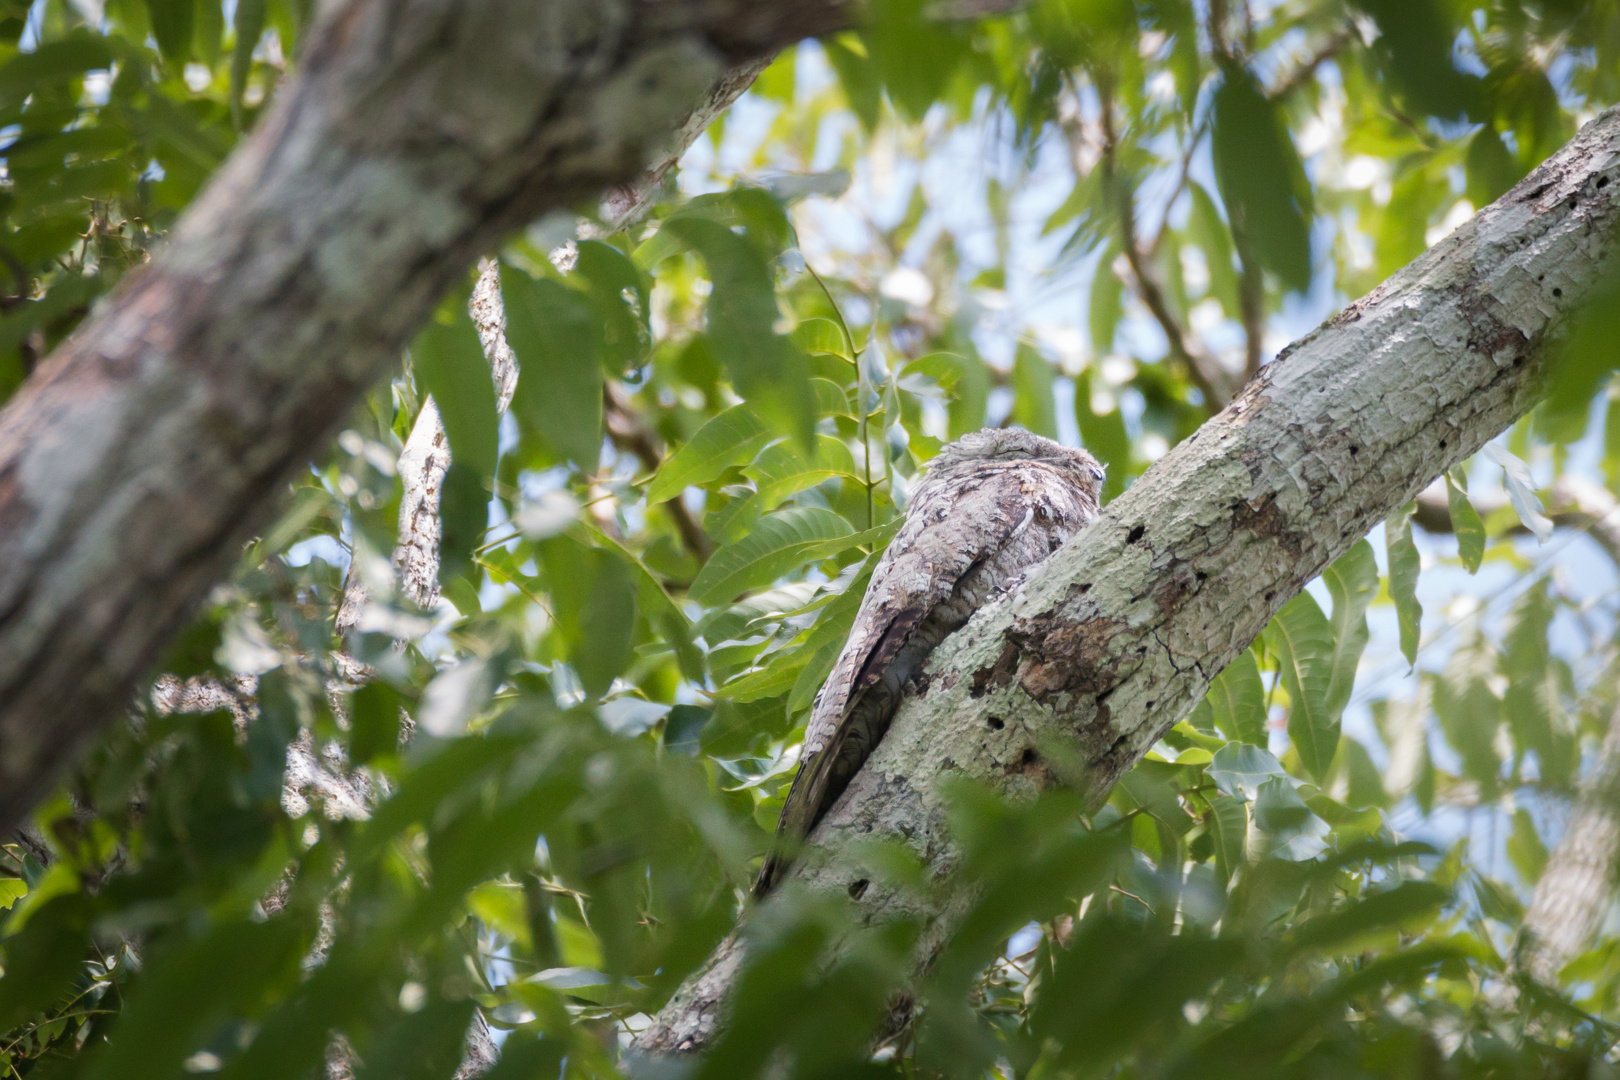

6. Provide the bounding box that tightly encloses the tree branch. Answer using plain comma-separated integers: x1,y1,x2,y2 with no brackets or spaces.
634,105,1620,1055
1093,76,1239,407
0,0,863,842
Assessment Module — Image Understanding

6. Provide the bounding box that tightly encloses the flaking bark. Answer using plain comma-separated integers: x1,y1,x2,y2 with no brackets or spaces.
634,105,1620,1055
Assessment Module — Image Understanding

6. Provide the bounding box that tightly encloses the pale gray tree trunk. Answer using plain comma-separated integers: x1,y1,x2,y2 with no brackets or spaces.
634,106,1620,1054
1415,472,1620,982
0,0,849,838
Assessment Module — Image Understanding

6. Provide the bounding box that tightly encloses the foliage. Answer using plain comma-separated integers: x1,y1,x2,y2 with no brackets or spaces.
3,0,1620,1077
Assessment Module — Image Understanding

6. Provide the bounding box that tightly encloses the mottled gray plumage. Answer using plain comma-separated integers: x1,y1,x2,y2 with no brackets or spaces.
755,427,1105,896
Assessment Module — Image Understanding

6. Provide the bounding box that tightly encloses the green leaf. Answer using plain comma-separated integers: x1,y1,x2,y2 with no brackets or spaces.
865,0,966,120
1290,882,1449,952
1265,592,1338,782
1206,649,1267,746
1011,344,1058,439
1207,793,1248,886
719,436,861,541
1484,442,1552,541
1465,124,1525,209
0,34,114,114
1323,540,1378,720
1348,0,1478,119
823,34,882,132
411,307,498,480
576,553,638,698
1506,808,1548,885
793,317,852,360
230,0,266,124
1211,64,1313,293
690,507,854,606
1208,742,1287,800
1444,470,1485,572
145,0,194,65
502,264,603,469
571,240,648,372
664,704,712,756
350,681,404,765
646,405,773,504
1073,368,1128,502
661,215,816,449
437,460,488,583
1385,501,1423,667
1088,250,1125,355
1188,182,1241,317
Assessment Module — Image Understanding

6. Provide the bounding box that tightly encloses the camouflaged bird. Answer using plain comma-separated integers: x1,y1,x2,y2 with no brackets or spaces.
754,427,1106,896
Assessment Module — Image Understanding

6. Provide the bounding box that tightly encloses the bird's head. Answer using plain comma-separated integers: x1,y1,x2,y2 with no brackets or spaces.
935,427,1107,502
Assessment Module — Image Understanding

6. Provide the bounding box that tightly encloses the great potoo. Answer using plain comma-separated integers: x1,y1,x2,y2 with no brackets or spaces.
755,427,1106,896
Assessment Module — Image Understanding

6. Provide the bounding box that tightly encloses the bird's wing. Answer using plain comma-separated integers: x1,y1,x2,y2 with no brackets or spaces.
755,464,1043,894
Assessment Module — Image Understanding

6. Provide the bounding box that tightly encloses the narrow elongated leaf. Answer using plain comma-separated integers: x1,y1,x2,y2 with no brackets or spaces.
230,0,266,124
145,0,195,65
1073,369,1128,501
1265,592,1338,781
411,310,498,479
1206,649,1267,746
1445,470,1485,572
1089,249,1124,355
502,265,603,469
0,36,114,113
1211,64,1313,293
1506,808,1549,885
647,405,773,504
1385,502,1424,666
865,0,966,121
690,508,855,605
1290,882,1449,951
1207,793,1249,885
1483,443,1552,542
1011,344,1058,439
823,34,881,132
1323,540,1378,719
1187,182,1240,316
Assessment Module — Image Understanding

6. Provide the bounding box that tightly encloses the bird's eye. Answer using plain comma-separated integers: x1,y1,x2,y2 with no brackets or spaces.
1089,464,1107,484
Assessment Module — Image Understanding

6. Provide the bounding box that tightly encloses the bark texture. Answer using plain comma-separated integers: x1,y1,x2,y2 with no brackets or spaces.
1518,700,1620,984
634,106,1620,1055
0,0,852,838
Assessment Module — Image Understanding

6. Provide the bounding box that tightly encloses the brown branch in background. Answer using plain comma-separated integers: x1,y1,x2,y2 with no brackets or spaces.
1267,25,1357,101
1412,473,1620,566
1093,76,1238,407
604,382,717,561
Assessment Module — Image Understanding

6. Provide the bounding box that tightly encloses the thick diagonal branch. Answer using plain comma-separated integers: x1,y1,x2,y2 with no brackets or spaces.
635,106,1620,1055
0,0,855,840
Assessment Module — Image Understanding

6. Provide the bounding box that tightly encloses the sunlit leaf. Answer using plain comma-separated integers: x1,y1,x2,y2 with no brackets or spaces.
1385,502,1423,667
1205,649,1267,747
647,405,773,504
1323,540,1377,719
690,507,854,606
1483,443,1552,542
1265,592,1338,781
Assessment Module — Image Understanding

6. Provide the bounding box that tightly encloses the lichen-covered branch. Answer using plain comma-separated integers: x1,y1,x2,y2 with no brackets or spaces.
0,0,861,838
635,106,1620,1055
